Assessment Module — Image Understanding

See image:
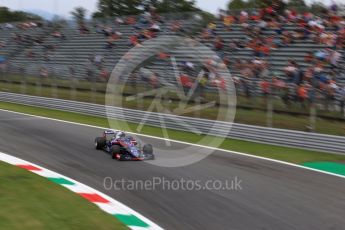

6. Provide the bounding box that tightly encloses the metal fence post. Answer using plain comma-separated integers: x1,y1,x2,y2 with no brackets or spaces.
310,104,316,132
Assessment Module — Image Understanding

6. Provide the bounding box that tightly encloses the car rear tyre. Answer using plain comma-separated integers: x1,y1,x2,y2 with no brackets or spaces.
111,145,121,160
95,137,106,150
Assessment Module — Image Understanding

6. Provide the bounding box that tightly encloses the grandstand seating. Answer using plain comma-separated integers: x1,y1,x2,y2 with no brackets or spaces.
205,20,344,83
1,13,344,93
0,23,48,58
5,17,200,80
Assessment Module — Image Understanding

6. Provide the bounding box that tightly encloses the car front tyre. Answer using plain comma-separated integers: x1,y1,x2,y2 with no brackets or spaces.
95,137,106,150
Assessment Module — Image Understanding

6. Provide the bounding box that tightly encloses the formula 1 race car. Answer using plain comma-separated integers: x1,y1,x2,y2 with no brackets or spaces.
94,130,155,161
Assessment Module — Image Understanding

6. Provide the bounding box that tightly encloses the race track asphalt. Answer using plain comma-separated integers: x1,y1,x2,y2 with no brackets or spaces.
0,110,344,230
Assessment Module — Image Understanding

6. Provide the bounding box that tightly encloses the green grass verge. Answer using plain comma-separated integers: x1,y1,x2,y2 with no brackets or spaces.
1,101,345,165
302,162,345,176
0,161,128,230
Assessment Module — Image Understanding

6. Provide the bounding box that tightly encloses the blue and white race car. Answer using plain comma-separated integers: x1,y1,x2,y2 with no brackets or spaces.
94,130,155,161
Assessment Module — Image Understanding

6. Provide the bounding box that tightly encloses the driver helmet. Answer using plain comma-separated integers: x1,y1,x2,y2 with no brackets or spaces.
116,131,125,139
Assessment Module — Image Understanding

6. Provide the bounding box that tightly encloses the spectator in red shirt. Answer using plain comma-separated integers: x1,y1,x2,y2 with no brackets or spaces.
297,84,308,108
260,79,270,96
179,73,193,95
100,69,109,80
129,35,139,46
304,52,314,63
214,36,224,51
157,52,169,59
212,75,227,92
150,72,159,89
170,21,182,32
126,16,136,25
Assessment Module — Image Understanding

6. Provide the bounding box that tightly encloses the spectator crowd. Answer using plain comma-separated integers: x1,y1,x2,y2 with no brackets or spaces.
196,2,344,114
0,3,344,116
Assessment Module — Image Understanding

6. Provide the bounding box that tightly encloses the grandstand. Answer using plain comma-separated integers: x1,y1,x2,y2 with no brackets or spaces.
2,15,201,79
208,19,344,77
0,5,344,122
